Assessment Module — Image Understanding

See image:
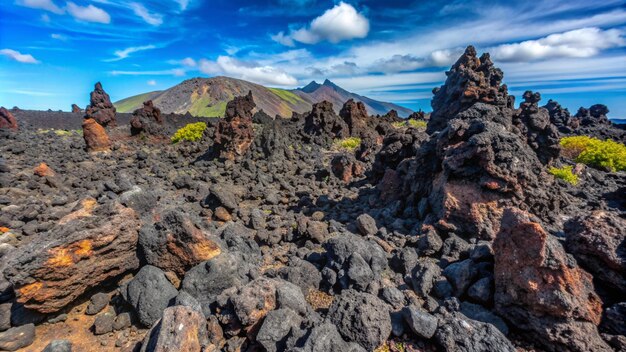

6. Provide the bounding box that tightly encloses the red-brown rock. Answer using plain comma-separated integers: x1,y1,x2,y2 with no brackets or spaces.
0,107,17,130
85,82,116,127
4,201,141,313
494,207,609,352
331,154,364,183
33,162,55,177
214,91,256,160
82,118,110,152
71,104,81,114
339,99,368,137
130,100,164,136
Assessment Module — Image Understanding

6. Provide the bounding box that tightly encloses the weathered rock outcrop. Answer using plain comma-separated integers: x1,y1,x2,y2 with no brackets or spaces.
82,118,111,152
564,211,625,293
4,201,141,313
513,91,560,165
139,209,221,276
427,46,510,134
85,82,116,127
140,306,208,352
0,107,17,130
214,91,255,160
130,100,164,136
71,104,81,114
494,208,609,352
339,99,368,137
303,101,349,146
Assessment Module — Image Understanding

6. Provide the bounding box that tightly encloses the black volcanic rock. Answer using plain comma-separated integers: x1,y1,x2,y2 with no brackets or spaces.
85,82,116,127
130,100,164,136
303,101,349,147
513,91,560,165
214,91,256,160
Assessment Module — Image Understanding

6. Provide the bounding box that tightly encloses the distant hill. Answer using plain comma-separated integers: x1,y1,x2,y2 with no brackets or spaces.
114,76,412,118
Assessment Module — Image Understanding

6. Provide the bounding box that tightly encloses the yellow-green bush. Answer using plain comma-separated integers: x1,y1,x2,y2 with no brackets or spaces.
171,122,207,143
408,119,427,129
560,136,626,172
548,165,578,185
335,137,361,151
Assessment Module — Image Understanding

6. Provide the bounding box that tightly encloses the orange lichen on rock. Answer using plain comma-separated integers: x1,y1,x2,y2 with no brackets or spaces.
0,227,9,233
59,198,97,225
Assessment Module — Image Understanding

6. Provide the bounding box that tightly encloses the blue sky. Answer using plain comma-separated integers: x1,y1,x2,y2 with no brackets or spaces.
1,0,625,118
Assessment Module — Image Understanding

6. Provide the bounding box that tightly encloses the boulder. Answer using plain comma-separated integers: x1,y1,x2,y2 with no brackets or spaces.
82,118,110,152
256,308,302,352
327,289,391,351
33,162,55,177
564,211,625,293
139,209,221,276
140,306,208,352
121,265,178,327
4,202,141,313
85,82,116,127
294,322,365,352
355,214,377,236
130,100,164,136
85,292,110,315
0,324,35,351
435,312,515,352
0,107,17,130
331,154,364,183
230,277,278,328
402,305,438,339
494,208,610,352
43,340,72,352
214,91,256,160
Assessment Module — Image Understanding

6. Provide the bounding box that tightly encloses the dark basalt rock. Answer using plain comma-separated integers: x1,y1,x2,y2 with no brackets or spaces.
130,100,164,136
435,311,515,352
140,306,208,352
214,91,256,160
0,324,35,351
85,82,116,127
121,265,178,327
303,101,349,147
71,104,81,114
339,99,369,137
428,45,510,134
513,91,560,165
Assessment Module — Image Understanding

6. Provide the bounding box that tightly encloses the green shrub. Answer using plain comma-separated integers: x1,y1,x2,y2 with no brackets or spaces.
335,137,361,151
560,136,626,172
171,122,207,143
549,165,578,185
407,119,427,129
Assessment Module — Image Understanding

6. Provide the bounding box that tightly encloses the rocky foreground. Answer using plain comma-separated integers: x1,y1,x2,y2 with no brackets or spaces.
0,46,624,352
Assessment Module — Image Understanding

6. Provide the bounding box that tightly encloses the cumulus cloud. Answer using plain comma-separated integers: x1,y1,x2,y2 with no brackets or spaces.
66,2,111,23
273,2,369,46
181,57,196,66
489,27,625,62
199,56,298,86
106,44,156,61
16,0,63,14
130,2,163,26
0,49,40,64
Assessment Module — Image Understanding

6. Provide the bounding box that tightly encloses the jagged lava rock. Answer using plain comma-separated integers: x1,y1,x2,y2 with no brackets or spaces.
339,99,369,137
0,107,18,130
214,91,256,160
71,104,81,114
303,100,349,146
82,118,111,152
513,91,560,165
85,82,116,127
564,211,626,293
130,100,164,136
494,207,610,352
140,305,208,352
138,209,221,276
4,202,141,313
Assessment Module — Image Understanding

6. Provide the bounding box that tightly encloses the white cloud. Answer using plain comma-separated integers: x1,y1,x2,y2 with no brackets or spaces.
41,13,51,22
66,2,111,24
489,27,625,62
16,0,63,14
130,2,163,26
273,2,369,45
107,44,156,61
0,49,40,64
174,0,189,11
199,56,298,86
181,57,196,67
147,79,157,86
372,55,425,73
51,33,68,41
270,31,294,47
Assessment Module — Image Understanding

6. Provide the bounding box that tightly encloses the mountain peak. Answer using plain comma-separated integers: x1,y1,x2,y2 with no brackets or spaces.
322,79,340,89
301,81,322,93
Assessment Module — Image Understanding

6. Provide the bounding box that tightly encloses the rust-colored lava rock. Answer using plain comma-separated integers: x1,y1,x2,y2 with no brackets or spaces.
331,153,364,183
4,202,141,313
214,91,256,160
71,104,81,114
33,162,55,177
0,107,18,130
82,118,111,152
130,100,164,136
85,82,116,127
494,207,609,352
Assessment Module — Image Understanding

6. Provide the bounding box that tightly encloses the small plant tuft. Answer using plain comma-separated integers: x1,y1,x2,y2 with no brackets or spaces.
335,137,361,151
407,119,427,129
549,165,578,185
560,136,626,172
171,122,207,143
